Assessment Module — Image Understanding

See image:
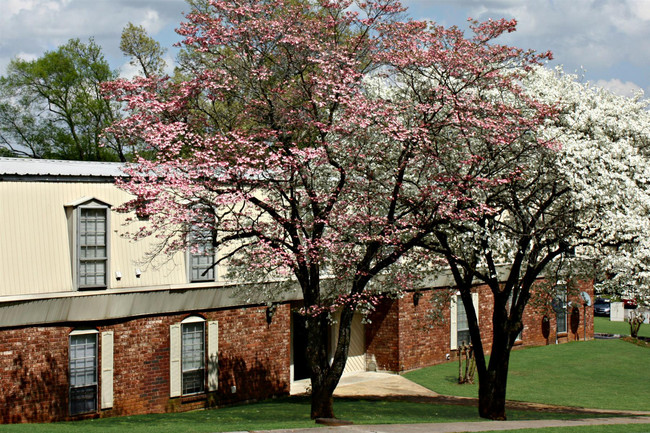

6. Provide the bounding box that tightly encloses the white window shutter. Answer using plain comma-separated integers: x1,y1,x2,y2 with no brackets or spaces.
169,323,181,397
207,321,219,391
101,331,114,409
472,292,479,325
450,296,458,350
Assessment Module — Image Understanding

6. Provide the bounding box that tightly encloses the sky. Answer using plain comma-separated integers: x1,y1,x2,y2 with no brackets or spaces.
1,0,649,97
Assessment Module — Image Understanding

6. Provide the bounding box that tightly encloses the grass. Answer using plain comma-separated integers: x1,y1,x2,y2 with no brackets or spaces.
594,316,650,338
0,397,594,433
404,338,650,411
2,339,647,432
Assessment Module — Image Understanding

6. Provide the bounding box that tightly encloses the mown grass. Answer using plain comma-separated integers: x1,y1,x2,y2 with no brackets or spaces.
2,339,647,432
0,397,594,433
404,338,650,411
594,316,650,337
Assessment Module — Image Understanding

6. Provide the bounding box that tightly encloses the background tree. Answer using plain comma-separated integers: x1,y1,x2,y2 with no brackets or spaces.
0,38,129,161
525,66,650,316
106,0,554,420
120,23,168,78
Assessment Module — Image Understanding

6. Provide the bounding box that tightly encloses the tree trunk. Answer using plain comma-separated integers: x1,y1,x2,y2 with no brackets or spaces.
304,308,353,419
477,341,511,420
310,377,335,419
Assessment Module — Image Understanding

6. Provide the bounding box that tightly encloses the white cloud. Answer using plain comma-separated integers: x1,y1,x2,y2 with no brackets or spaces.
594,79,643,98
0,0,186,76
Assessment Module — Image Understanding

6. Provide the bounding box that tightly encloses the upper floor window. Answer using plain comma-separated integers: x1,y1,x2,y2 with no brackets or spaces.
66,197,111,290
78,207,108,289
188,215,216,282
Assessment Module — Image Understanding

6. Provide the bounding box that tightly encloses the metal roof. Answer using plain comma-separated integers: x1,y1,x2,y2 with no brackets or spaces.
0,157,126,179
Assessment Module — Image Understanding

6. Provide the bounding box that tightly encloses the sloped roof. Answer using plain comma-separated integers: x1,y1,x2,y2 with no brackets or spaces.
0,157,126,179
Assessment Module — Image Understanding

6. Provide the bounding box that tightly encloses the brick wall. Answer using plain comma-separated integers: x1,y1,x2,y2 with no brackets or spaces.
366,281,595,373
0,303,291,423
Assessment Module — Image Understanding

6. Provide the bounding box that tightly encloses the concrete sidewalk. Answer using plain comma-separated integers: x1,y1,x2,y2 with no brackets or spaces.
249,416,650,433
275,371,650,433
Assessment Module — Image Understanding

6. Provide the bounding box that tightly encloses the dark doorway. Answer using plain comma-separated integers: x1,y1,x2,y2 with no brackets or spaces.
292,312,310,381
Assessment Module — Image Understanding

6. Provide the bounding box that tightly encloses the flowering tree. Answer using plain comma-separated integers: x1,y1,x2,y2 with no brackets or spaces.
106,0,553,419
525,67,650,307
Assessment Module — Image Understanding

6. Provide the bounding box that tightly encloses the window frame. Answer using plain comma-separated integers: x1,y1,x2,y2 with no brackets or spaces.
456,295,471,347
555,288,568,334
181,316,206,395
77,205,110,290
187,223,216,283
69,330,99,416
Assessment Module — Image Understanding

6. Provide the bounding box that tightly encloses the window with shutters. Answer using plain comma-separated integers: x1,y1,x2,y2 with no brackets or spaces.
507,292,523,341
456,295,471,347
450,292,479,350
182,320,205,395
170,318,218,398
69,331,98,415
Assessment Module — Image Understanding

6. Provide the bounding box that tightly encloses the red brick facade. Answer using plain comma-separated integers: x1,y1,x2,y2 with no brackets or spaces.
0,282,593,424
366,283,594,373
0,304,291,424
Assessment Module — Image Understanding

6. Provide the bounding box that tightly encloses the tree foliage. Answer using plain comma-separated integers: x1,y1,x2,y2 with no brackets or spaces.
120,23,168,78
106,0,554,420
525,67,650,307
0,38,128,161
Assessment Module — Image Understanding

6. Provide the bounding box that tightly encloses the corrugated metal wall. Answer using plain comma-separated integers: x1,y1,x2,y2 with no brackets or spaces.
0,181,214,296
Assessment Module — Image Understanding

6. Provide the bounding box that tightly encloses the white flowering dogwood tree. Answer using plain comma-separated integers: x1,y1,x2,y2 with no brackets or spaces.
106,0,554,420
526,66,650,307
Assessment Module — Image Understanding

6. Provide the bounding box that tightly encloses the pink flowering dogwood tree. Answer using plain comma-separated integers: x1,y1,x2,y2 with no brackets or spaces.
105,0,554,420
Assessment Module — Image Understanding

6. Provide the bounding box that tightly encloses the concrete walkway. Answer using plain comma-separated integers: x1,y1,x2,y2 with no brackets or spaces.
272,371,650,433
250,416,650,433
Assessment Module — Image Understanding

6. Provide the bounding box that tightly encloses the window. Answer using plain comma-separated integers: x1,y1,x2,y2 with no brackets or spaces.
188,226,215,282
457,296,471,346
182,320,205,394
66,197,111,290
69,331,98,415
170,318,219,398
78,207,108,289
507,292,523,341
555,289,567,334
450,292,479,350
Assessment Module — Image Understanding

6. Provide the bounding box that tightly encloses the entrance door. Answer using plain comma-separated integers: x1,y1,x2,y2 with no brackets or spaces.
291,312,310,381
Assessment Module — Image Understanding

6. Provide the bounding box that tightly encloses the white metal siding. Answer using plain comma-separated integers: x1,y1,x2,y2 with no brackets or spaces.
0,181,194,296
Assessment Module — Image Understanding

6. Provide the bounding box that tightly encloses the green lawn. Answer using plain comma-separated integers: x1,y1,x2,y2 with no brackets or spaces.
594,316,650,337
0,398,593,433
404,339,650,411
1,339,647,432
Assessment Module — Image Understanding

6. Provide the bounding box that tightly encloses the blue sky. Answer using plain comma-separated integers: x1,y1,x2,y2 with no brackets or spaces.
1,0,649,97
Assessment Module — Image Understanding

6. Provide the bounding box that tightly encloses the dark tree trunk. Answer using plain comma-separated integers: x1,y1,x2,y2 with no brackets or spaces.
477,346,511,420
304,305,354,419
